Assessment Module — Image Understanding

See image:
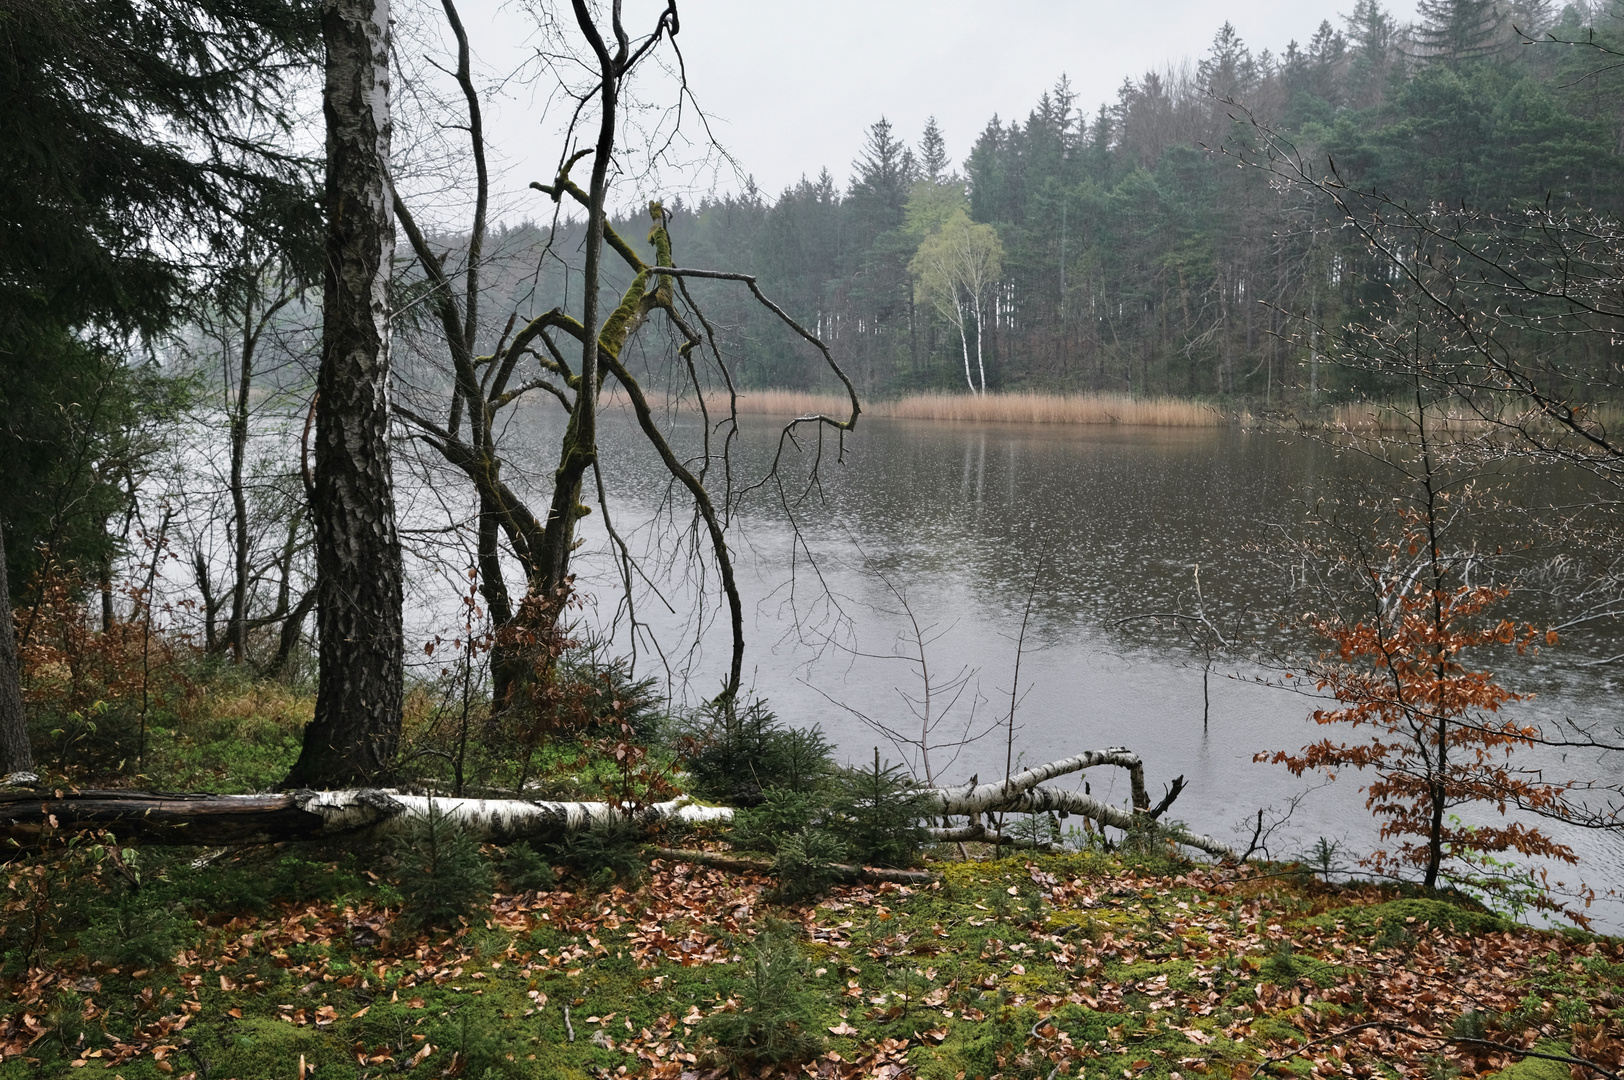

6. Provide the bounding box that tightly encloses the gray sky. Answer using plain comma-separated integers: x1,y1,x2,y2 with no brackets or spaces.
449,0,1424,219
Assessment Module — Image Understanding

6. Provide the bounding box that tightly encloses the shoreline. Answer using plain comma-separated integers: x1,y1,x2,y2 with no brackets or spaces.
720,389,1231,428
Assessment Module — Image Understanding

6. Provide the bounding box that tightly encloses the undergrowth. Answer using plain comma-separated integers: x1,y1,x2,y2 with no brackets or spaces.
4,845,1618,1080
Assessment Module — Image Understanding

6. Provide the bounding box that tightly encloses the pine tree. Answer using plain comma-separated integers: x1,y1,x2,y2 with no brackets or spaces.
847,117,917,244
1507,0,1554,37
1344,0,1399,108
1198,22,1259,99
919,116,949,183
1413,0,1505,63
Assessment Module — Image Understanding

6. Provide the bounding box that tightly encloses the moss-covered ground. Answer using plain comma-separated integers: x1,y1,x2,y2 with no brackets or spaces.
3,840,1620,1080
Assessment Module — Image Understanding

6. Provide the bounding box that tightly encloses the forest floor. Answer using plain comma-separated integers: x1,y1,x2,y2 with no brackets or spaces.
2,839,1621,1080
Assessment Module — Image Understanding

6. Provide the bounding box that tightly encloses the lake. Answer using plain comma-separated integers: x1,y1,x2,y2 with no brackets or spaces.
402,405,1624,930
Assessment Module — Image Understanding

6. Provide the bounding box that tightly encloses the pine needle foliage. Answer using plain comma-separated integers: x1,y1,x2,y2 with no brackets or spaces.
731,786,850,900
538,818,646,887
729,788,823,854
831,749,932,869
392,800,493,934
699,922,823,1071
497,841,556,893
771,830,847,902
679,698,834,806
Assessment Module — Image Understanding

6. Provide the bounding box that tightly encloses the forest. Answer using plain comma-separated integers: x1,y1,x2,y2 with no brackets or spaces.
3,0,1624,1078
655,0,1624,400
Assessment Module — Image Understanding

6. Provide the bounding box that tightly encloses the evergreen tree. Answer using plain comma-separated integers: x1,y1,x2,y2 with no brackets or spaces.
1198,22,1259,99
1507,0,1554,37
919,116,950,182
0,0,320,341
1412,0,1505,63
1344,0,1399,109
846,118,917,249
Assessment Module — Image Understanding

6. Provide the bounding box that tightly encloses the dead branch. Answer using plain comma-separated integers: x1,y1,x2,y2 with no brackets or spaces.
649,848,938,886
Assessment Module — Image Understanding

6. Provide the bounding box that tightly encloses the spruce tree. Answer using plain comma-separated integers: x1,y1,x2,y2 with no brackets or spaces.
919,116,950,183
1413,0,1504,63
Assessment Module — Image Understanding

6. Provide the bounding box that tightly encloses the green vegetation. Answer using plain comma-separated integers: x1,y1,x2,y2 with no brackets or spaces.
4,837,1620,1079
650,2,1624,405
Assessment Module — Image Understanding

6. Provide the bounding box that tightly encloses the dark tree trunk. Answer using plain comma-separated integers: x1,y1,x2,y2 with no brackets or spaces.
194,548,221,653
227,294,254,663
285,0,402,789
268,586,317,678
0,523,33,777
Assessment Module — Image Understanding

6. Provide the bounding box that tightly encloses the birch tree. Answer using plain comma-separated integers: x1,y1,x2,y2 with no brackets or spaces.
910,209,1002,393
285,0,403,788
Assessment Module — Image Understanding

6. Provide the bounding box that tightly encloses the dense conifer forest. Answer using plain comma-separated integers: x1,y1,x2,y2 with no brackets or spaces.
548,0,1624,400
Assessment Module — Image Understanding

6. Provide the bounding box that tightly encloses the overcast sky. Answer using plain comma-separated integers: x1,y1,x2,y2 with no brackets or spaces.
448,0,1424,221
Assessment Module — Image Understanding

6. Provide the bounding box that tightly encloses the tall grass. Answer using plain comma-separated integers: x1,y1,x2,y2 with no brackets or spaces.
725,389,1227,427
1327,399,1624,436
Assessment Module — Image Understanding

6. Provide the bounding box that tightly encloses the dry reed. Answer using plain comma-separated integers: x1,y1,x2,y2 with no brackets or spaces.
1327,400,1624,436
725,389,1226,427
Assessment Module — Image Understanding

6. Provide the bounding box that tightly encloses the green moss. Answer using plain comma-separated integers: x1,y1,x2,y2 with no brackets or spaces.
1484,1042,1575,1080
1109,958,1200,993
1308,897,1509,938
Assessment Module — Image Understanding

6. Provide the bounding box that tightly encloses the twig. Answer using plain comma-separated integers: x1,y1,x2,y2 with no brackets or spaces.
649,848,938,885
1146,776,1186,821
1241,808,1265,861
1255,1020,1621,1080
563,1004,574,1043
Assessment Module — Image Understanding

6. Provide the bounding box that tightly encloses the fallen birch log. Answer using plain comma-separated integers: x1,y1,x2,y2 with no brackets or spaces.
922,748,1240,862
926,788,1238,861
0,787,732,846
649,848,938,886
0,748,1238,860
923,749,1153,816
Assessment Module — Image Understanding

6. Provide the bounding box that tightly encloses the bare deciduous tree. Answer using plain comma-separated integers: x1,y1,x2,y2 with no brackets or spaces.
390,0,859,722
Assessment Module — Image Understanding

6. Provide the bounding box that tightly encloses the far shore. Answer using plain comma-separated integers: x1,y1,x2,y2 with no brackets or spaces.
654,389,1617,435
722,389,1231,427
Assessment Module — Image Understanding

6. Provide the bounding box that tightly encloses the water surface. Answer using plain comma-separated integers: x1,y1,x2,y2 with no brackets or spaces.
469,408,1624,929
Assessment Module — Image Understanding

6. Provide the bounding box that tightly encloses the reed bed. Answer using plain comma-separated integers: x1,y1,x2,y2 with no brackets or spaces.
1327,399,1624,436
727,389,1227,427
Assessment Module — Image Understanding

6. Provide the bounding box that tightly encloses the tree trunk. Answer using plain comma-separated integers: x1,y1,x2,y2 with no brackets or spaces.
529,0,619,614
923,750,1239,861
0,788,730,846
3,748,1245,865
0,523,34,778
972,292,988,393
285,0,402,789
651,848,937,886
227,293,254,664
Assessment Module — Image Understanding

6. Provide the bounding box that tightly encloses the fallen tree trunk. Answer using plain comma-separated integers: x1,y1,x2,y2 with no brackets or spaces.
0,787,731,846
924,749,1153,816
926,788,1237,861
923,748,1238,862
0,748,1239,861
649,848,938,886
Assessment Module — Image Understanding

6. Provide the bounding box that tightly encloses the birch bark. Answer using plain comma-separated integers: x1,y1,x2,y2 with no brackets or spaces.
286,0,402,787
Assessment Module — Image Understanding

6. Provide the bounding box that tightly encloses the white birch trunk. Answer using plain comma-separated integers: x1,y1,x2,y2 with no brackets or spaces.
953,290,974,393
972,291,987,393
296,790,733,838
